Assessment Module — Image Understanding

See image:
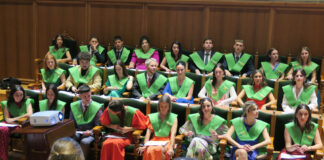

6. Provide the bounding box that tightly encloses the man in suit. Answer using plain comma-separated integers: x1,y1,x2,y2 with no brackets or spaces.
132,58,167,100
189,37,223,75
223,40,254,77
106,36,131,66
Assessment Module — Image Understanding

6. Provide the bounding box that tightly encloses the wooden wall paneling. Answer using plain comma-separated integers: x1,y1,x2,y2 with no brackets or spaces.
90,3,143,48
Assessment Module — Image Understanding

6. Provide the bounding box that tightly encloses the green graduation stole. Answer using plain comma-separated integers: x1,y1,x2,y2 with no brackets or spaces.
70,101,102,125
225,53,252,73
80,45,105,66
165,52,189,70
261,62,288,79
242,85,273,101
188,113,226,136
1,99,32,118
169,76,194,98
134,48,155,59
285,121,318,146
136,73,167,98
282,85,317,108
41,68,65,84
205,79,235,102
290,61,319,77
49,46,69,59
68,66,99,85
148,112,177,137
108,75,129,90
189,52,223,72
108,106,137,127
107,48,131,64
39,99,66,112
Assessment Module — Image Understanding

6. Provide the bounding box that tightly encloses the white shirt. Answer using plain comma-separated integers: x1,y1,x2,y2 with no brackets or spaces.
198,85,237,106
282,85,317,113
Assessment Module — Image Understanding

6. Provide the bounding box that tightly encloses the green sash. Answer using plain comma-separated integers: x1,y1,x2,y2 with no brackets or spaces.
68,66,99,85
108,75,129,90
225,53,252,73
1,99,32,118
148,112,177,137
205,79,235,102
286,122,317,146
49,46,69,59
108,106,137,127
41,68,64,84
231,117,269,141
165,52,189,70
107,48,131,64
282,85,317,108
39,99,66,112
80,45,105,65
70,101,102,125
290,61,318,77
261,62,288,79
169,76,194,98
188,113,226,136
189,52,223,72
243,85,273,101
136,73,167,98
134,48,155,59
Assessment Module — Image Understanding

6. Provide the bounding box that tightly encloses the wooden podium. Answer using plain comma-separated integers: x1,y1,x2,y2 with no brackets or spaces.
12,119,76,160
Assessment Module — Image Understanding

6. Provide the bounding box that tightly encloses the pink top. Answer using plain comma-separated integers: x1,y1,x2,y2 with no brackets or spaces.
209,87,227,106
130,50,159,70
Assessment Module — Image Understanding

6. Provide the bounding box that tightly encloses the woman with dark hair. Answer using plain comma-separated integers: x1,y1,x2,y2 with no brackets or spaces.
79,36,107,66
0,85,33,160
179,98,228,159
225,101,271,160
237,70,276,110
103,60,134,97
160,41,189,72
129,36,159,70
138,95,178,160
260,48,288,80
48,137,85,160
41,53,66,92
39,84,66,114
163,61,194,103
198,64,237,106
282,69,318,113
100,100,147,160
287,46,318,84
47,34,72,63
278,104,322,160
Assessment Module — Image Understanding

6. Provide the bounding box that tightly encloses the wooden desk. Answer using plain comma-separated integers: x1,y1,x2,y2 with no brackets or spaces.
12,119,76,160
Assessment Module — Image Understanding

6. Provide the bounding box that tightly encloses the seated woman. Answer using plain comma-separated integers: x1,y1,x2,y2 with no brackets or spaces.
260,48,288,80
103,60,134,97
198,63,237,106
100,100,147,160
41,53,66,92
48,137,85,160
287,46,318,84
0,85,33,160
39,84,66,115
282,68,318,113
138,95,178,160
47,34,72,63
179,98,228,159
129,36,159,70
237,70,276,110
225,101,271,160
278,104,322,160
163,61,194,103
160,41,189,72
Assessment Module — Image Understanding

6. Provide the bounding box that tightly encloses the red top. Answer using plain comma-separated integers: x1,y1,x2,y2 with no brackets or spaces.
246,85,268,109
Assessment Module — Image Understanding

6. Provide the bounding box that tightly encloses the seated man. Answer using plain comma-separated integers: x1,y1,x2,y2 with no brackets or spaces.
132,58,167,100
223,39,254,77
70,84,103,159
189,37,223,75
77,36,107,66
66,52,102,93
106,36,131,66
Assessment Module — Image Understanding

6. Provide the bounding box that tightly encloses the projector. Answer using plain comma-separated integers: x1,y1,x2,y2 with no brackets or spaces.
30,111,64,127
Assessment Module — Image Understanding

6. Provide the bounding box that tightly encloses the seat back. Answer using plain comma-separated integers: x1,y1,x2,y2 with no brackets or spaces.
186,72,203,98
120,99,147,116
276,80,292,111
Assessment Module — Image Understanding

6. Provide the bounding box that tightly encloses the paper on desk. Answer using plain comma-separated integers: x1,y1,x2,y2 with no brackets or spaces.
59,91,77,97
0,123,19,127
144,141,168,146
105,135,126,139
280,153,306,159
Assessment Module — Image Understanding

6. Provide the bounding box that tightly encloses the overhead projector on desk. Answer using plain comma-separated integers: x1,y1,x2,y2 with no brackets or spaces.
30,111,64,127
